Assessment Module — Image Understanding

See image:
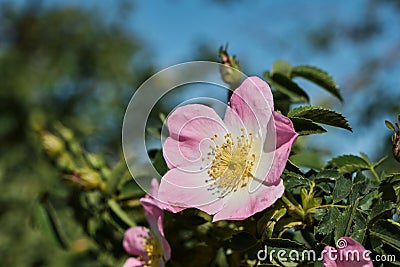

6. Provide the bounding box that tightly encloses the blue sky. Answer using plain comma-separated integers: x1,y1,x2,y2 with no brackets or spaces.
9,0,400,160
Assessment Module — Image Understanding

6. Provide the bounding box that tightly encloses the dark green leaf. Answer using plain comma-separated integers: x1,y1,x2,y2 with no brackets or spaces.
264,72,309,103
316,207,340,235
290,117,327,135
334,208,352,241
370,219,400,250
291,65,343,101
230,231,258,251
316,182,331,194
105,159,130,195
349,179,370,203
327,154,370,174
333,176,352,203
181,214,208,228
107,199,136,227
368,201,395,225
288,106,352,131
271,60,292,77
315,169,343,181
152,150,168,175
31,197,68,249
283,175,310,190
118,179,144,200
285,160,304,175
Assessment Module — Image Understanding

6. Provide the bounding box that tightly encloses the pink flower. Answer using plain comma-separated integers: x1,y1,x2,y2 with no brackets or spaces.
123,179,171,267
323,237,373,267
158,76,298,221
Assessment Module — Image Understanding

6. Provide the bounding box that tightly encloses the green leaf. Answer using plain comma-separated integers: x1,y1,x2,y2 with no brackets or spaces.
290,117,327,135
349,179,370,203
107,199,136,227
370,219,400,250
285,160,304,175
316,207,340,235
271,60,292,77
264,72,309,103
288,106,352,131
105,159,130,195
118,179,144,200
291,65,343,101
283,173,310,190
257,207,287,238
230,231,258,251
152,150,168,175
367,201,395,225
181,214,208,228
332,176,352,203
31,196,68,249
315,169,343,181
334,208,352,242
327,154,370,174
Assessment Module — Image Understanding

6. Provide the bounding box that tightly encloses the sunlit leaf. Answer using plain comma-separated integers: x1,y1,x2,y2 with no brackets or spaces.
288,106,352,131
291,65,343,102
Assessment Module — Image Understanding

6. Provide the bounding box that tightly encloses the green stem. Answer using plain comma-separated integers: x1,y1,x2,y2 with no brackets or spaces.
281,194,305,219
370,167,381,182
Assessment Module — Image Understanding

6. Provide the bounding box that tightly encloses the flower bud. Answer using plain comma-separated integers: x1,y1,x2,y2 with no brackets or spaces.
218,46,242,88
40,131,65,157
385,116,400,162
66,168,102,190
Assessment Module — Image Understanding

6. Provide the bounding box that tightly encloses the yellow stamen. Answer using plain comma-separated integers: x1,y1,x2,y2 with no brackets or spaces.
206,128,256,197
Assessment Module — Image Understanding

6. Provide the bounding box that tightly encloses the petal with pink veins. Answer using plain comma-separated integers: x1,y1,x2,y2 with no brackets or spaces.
212,179,284,221
158,168,224,214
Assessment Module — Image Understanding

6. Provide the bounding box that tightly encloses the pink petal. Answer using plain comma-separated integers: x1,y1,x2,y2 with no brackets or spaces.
336,237,373,267
140,197,163,234
323,246,338,267
323,238,373,267
227,76,274,134
266,112,298,184
143,178,185,213
123,257,145,267
164,104,227,169
212,179,284,221
157,216,171,260
158,168,224,214
123,227,150,258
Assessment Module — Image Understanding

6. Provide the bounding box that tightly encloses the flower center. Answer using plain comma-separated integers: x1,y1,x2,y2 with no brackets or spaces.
141,235,162,267
205,128,256,197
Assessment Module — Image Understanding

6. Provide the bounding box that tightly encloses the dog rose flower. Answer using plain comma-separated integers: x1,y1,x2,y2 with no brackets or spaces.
158,76,298,221
323,237,373,267
123,179,171,267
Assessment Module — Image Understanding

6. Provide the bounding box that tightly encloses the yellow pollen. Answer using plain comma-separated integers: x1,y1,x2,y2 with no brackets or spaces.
140,235,163,267
206,129,255,197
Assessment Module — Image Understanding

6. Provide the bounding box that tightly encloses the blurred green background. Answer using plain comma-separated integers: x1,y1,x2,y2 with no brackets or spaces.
1,0,399,266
